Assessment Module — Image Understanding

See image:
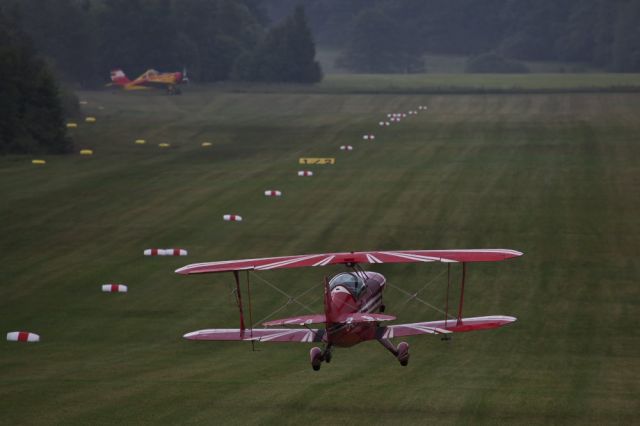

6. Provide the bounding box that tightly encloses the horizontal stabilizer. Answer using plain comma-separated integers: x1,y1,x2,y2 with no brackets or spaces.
377,315,516,339
262,312,396,327
184,328,325,343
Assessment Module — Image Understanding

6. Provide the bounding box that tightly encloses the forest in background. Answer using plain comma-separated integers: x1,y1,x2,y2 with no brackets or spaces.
3,0,320,87
5,0,640,88
267,0,640,73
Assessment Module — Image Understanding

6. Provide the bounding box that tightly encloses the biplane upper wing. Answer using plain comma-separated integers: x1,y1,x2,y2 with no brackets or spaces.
175,249,523,275
183,328,325,343
377,315,517,339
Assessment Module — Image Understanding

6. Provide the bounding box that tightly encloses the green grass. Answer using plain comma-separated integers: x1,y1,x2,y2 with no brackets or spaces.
319,73,640,93
214,73,640,95
1,87,639,425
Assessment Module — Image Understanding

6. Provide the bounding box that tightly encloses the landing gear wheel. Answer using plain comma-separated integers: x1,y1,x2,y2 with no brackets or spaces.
397,342,410,366
324,349,332,364
310,347,322,371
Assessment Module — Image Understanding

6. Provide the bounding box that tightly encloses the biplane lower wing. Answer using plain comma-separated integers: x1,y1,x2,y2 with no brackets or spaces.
184,328,326,343
185,316,514,343
377,315,517,339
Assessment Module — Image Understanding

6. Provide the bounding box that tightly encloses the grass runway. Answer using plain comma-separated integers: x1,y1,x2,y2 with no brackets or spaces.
0,86,638,424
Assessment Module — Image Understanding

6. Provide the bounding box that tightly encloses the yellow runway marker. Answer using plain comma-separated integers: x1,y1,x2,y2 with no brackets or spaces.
32,159,46,165
299,157,335,165
135,139,146,145
158,143,170,148
85,116,96,123
66,123,78,128
201,142,212,147
80,149,93,155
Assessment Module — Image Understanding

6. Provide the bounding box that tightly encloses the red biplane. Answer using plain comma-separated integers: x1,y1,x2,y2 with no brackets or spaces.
176,249,522,370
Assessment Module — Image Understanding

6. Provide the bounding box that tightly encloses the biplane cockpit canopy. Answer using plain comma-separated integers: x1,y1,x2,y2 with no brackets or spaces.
329,272,366,297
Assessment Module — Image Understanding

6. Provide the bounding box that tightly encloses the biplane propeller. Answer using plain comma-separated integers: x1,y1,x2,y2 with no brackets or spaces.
176,249,522,371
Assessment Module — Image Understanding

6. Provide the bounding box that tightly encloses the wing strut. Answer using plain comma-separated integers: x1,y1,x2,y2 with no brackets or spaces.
246,270,255,351
445,264,451,328
456,262,467,325
232,271,246,332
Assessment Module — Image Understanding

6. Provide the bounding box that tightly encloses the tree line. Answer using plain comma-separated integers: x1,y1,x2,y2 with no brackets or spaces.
266,0,640,73
7,0,321,87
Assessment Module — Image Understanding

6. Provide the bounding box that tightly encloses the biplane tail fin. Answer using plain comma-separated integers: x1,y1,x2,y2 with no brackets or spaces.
110,69,130,85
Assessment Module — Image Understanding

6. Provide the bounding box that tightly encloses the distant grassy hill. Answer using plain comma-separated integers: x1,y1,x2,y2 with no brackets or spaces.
0,86,638,424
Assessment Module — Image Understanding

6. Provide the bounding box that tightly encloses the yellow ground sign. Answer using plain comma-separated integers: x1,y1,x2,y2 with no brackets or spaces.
85,117,96,123
66,123,78,128
32,159,46,165
158,143,170,148
298,157,336,165
201,142,212,147
135,139,146,144
80,149,93,155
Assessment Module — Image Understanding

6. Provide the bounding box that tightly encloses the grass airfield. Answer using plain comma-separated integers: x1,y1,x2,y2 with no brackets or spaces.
1,83,639,424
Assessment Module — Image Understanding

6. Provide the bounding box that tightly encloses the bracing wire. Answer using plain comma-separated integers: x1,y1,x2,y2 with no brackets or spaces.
388,266,456,319
249,271,320,328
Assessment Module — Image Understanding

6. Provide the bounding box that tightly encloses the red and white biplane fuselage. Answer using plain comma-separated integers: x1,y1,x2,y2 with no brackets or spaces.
177,249,521,370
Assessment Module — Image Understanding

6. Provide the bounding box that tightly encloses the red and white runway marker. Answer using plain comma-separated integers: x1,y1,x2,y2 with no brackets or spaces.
223,214,243,222
6,331,40,342
264,190,282,197
298,170,313,177
102,284,128,293
340,145,354,151
144,248,188,256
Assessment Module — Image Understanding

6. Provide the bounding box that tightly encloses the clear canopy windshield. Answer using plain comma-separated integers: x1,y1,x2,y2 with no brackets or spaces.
329,272,366,297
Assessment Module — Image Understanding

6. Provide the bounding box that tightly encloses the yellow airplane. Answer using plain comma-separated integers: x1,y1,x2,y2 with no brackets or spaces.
109,68,188,94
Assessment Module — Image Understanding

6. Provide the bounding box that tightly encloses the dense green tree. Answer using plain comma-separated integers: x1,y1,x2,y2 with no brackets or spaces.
612,0,640,71
0,7,71,154
235,6,322,83
336,7,424,73
13,0,99,87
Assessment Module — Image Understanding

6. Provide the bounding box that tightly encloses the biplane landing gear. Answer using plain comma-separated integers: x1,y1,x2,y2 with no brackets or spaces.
397,342,410,366
167,85,181,95
310,347,322,371
378,338,410,366
310,345,333,370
